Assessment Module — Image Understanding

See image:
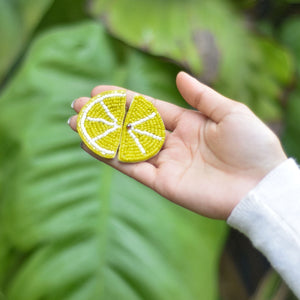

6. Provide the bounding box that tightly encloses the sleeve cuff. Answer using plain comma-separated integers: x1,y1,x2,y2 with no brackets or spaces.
227,158,300,297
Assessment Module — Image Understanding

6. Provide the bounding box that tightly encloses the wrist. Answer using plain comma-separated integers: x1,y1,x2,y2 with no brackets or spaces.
227,156,290,219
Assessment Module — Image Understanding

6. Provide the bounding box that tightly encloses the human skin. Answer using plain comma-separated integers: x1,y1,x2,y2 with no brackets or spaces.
68,71,287,220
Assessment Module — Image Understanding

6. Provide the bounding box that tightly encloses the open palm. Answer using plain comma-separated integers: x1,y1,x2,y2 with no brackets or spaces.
69,72,286,219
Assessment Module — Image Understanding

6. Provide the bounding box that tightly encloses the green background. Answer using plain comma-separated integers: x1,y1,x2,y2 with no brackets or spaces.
0,0,299,299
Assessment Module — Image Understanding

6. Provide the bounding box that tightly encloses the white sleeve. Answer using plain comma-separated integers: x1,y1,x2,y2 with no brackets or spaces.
227,158,300,298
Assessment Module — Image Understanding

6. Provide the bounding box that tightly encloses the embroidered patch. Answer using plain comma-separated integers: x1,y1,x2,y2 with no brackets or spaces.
77,90,165,162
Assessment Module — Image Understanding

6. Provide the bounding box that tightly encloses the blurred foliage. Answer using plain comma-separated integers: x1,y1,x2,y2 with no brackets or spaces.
0,0,299,299
280,17,300,71
279,17,300,160
0,13,226,300
0,0,54,84
251,270,297,300
89,0,293,121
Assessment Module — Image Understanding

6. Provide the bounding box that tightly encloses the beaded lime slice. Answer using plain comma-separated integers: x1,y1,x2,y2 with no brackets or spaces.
77,90,165,162
77,90,126,159
118,95,165,162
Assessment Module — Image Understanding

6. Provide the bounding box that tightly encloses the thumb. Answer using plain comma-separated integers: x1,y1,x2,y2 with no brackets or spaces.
176,71,239,123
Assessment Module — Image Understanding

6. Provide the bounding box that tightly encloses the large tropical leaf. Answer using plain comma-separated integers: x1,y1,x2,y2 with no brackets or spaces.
89,0,293,121
0,0,54,84
0,21,227,299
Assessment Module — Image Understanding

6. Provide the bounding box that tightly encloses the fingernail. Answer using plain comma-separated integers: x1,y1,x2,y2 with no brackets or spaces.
71,99,76,109
67,117,72,125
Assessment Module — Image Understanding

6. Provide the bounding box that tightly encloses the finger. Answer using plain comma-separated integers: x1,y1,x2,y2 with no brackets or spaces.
68,115,78,132
91,85,185,131
72,97,90,113
81,142,157,188
176,71,240,123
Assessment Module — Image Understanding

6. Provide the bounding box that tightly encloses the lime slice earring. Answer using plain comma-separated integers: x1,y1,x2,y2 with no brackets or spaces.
77,90,165,162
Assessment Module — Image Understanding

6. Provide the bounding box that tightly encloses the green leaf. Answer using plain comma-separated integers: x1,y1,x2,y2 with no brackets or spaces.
282,87,300,161
280,17,300,72
36,0,89,32
0,21,227,299
280,17,300,161
89,0,293,121
0,0,54,84
252,269,298,300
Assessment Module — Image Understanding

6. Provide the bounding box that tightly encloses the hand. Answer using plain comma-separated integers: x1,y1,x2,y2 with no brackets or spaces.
69,72,287,219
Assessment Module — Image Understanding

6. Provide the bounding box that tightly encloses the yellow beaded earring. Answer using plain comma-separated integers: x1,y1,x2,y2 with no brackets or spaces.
77,90,165,162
